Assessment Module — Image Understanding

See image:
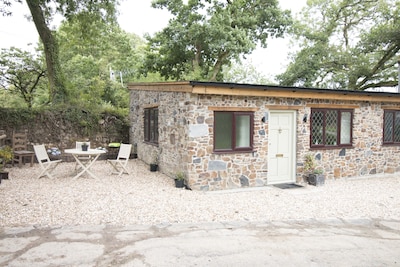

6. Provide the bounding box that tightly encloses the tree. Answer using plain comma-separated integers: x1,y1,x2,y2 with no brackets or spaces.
0,47,46,108
2,0,119,104
144,0,291,81
277,0,400,91
57,19,145,108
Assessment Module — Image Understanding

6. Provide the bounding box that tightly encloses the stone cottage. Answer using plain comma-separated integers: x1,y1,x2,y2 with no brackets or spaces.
128,81,400,191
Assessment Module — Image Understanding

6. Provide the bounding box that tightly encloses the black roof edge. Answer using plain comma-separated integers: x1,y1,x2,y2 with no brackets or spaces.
189,81,399,97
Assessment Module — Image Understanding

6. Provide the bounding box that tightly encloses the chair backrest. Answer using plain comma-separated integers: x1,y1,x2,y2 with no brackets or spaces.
117,144,132,160
76,141,90,150
33,144,50,163
12,130,29,151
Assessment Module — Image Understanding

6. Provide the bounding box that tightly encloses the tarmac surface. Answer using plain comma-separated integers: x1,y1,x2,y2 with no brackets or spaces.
1,218,400,267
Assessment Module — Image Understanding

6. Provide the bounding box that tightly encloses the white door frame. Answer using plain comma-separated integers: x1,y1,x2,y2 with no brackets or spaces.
267,110,297,184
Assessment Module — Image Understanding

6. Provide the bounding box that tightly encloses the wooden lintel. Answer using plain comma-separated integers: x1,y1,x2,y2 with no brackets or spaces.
381,105,400,110
307,104,360,109
208,106,259,112
266,105,302,110
143,104,159,109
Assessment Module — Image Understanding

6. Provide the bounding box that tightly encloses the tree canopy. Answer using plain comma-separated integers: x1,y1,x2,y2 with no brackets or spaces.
144,0,291,81
277,0,400,91
0,47,46,108
1,0,120,104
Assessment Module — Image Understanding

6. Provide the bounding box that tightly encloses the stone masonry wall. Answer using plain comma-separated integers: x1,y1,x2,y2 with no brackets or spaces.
130,89,400,191
130,90,191,177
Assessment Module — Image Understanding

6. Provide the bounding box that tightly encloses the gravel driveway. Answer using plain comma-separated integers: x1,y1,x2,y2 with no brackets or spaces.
1,159,400,227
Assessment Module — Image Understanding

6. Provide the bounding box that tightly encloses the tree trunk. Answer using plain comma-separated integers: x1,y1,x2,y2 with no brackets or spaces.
26,0,67,104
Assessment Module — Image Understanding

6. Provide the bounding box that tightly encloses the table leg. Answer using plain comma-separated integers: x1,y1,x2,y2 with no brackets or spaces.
72,154,101,180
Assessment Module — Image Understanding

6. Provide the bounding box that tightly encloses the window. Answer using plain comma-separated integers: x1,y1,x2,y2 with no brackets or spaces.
144,107,158,144
383,110,400,144
214,111,253,152
311,109,352,148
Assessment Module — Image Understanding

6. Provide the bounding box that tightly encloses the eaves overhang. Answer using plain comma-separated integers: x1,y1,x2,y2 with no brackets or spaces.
127,81,400,103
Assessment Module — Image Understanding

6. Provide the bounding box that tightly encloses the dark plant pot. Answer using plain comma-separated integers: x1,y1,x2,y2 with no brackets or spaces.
175,179,185,188
150,164,158,172
308,174,325,186
81,145,88,151
131,153,138,159
0,171,9,180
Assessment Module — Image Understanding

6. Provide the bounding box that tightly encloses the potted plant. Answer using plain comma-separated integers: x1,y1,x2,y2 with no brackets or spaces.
174,171,186,188
304,153,325,186
0,145,14,180
150,151,159,172
81,142,89,151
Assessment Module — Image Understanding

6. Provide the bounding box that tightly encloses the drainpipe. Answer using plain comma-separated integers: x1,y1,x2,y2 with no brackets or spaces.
398,58,400,93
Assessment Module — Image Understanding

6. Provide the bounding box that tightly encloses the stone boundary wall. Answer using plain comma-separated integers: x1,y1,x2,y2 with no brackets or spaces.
0,113,129,159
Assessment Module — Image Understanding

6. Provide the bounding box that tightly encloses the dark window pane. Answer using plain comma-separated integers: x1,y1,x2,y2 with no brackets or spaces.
384,112,393,143
326,110,338,146
311,111,323,145
144,108,158,144
215,112,232,150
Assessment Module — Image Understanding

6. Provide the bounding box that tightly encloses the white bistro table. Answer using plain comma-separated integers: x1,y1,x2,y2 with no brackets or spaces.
64,148,106,180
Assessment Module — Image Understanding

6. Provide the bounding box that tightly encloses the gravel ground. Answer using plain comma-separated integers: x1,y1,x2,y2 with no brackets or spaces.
1,159,400,227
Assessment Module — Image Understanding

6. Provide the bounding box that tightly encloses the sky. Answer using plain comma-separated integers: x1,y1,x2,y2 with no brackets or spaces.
0,0,306,80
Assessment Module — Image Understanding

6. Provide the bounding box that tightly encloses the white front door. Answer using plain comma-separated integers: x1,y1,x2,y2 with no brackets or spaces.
268,111,296,184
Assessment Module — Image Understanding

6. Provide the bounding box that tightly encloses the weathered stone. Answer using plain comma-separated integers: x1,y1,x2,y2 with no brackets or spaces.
208,161,227,171
239,175,249,187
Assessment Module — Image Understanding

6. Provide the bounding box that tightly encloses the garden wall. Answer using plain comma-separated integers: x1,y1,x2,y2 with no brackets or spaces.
0,108,130,161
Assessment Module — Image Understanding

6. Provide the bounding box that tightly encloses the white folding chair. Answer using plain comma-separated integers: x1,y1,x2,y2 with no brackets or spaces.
33,144,62,179
107,143,132,177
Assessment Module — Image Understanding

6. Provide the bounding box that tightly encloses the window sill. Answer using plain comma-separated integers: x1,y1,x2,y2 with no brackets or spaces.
310,145,353,150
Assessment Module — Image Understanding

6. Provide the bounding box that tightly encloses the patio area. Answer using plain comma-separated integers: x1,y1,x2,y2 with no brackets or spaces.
1,158,400,227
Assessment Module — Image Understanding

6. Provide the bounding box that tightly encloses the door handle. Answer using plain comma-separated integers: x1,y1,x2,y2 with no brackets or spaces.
276,154,283,157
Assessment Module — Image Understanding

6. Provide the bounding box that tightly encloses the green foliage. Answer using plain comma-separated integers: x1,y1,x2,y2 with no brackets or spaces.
174,171,186,181
144,0,291,81
0,107,35,127
57,20,140,109
0,145,13,171
278,0,400,91
0,47,47,108
304,154,324,174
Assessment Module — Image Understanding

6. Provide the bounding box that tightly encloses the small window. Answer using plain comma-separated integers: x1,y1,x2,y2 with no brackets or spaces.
214,111,253,152
311,108,353,148
383,110,400,144
144,107,158,144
